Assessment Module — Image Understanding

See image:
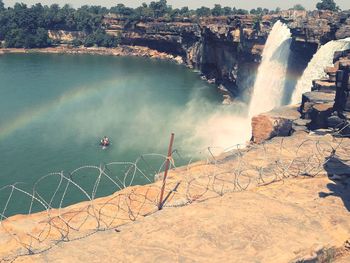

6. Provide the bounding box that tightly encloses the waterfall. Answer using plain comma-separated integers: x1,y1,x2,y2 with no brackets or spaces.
291,38,350,104
248,21,292,117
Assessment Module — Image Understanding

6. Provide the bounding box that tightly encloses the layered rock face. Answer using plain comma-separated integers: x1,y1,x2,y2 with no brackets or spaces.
101,11,350,95
298,49,350,133
104,15,272,94
331,50,350,134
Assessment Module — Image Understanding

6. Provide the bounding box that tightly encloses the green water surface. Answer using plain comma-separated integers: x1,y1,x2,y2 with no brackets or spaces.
0,54,223,216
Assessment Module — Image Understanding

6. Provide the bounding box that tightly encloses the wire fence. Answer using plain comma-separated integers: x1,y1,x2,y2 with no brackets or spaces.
0,132,349,262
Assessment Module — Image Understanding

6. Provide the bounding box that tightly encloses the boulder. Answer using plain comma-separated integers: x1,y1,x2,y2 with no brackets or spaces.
251,105,300,143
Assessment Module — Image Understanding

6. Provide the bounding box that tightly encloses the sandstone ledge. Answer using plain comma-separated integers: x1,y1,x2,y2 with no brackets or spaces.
1,133,350,262
15,175,350,263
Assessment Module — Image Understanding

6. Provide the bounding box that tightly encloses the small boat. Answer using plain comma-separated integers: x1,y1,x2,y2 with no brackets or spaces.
100,136,110,149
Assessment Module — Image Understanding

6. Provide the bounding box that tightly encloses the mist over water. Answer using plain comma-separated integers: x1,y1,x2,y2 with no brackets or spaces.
0,22,297,214
0,54,250,195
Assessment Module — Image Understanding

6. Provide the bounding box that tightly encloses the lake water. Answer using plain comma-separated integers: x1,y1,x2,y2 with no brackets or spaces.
0,54,249,216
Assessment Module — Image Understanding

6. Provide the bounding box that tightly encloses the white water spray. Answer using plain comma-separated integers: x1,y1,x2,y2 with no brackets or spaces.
248,21,292,117
291,38,350,104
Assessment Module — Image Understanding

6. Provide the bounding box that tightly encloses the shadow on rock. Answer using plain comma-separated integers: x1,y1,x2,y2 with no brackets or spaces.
320,154,350,212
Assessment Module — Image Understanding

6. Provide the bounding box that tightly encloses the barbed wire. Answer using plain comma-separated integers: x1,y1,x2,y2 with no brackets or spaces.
0,133,349,262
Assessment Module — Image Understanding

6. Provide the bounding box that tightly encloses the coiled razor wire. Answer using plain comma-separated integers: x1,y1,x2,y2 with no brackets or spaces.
0,134,348,262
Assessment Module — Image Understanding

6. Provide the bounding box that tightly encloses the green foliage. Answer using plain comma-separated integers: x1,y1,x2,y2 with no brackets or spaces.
110,4,135,17
70,38,82,47
196,6,211,17
316,0,340,11
250,7,269,15
4,27,51,48
253,16,262,32
84,30,119,48
223,7,232,16
0,2,105,48
291,4,306,10
211,4,223,16
0,0,4,11
236,9,249,15
133,3,153,19
0,1,253,48
149,0,168,18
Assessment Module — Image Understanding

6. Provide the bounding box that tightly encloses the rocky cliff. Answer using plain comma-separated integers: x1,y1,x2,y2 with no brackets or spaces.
100,10,350,95
45,11,350,96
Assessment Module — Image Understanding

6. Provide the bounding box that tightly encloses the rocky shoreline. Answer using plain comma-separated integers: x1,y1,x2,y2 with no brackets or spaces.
0,45,184,64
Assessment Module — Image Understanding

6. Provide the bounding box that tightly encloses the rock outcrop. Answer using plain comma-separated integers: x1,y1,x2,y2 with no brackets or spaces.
104,15,270,95
331,49,350,135
300,91,335,130
251,105,300,143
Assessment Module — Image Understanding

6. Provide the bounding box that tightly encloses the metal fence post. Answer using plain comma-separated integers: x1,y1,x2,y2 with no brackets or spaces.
158,133,175,210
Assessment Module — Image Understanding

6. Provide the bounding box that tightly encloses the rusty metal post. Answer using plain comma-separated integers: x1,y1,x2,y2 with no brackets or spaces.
158,133,175,210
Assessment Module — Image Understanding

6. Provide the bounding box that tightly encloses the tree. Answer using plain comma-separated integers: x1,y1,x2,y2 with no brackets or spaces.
236,9,248,15
110,4,135,16
223,6,232,16
179,6,189,16
253,16,261,32
134,5,152,19
250,9,257,15
149,0,168,18
291,4,306,10
316,0,340,11
196,6,211,17
211,4,223,16
0,0,5,11
250,7,267,15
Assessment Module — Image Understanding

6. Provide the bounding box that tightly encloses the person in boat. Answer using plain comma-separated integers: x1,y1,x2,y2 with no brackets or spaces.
101,136,110,146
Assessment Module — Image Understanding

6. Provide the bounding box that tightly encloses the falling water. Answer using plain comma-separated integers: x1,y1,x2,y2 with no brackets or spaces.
291,38,350,104
248,21,292,117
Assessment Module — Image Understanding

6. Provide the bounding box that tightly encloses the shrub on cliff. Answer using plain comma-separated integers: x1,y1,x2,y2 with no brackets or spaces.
4,27,51,48
290,4,306,11
250,7,269,15
316,0,340,11
196,6,211,17
84,30,119,48
0,2,105,48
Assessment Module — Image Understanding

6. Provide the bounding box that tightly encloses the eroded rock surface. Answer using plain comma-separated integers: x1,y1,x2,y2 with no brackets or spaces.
3,133,350,263
15,174,350,263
